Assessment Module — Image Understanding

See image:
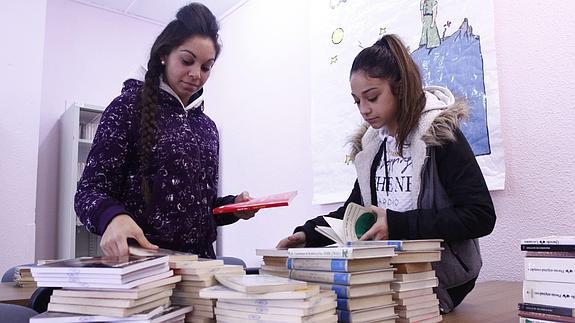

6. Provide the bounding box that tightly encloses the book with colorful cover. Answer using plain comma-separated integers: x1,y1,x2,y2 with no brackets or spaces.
212,191,297,214
314,203,376,245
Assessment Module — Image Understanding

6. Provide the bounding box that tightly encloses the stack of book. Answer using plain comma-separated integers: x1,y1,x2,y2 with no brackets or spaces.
28,255,190,322
519,236,575,323
386,240,443,323
287,245,398,322
170,258,245,323
199,274,338,322
256,248,289,277
14,266,36,287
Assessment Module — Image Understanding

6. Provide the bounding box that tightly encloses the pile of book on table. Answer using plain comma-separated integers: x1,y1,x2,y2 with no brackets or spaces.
257,248,289,278
199,273,338,322
168,257,245,322
284,244,399,323
387,239,443,323
28,254,192,322
13,265,36,287
519,235,575,323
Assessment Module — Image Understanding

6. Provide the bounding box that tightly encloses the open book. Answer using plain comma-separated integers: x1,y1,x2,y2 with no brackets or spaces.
314,202,376,244
212,191,297,215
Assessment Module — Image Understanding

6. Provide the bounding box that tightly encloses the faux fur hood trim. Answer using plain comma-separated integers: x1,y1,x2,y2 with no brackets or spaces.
348,92,468,160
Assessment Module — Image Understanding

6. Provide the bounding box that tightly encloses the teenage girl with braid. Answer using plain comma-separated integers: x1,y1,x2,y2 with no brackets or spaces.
277,34,496,313
75,3,256,259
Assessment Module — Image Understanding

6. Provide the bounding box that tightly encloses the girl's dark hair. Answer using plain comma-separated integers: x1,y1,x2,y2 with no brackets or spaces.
350,34,426,157
139,3,221,204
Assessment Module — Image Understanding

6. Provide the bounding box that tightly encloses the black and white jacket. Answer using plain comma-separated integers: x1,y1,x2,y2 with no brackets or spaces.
295,86,496,313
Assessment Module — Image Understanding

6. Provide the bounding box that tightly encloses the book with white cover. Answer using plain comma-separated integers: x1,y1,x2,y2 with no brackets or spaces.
33,263,169,284
524,257,575,283
289,268,395,285
30,305,193,322
49,290,173,308
214,306,336,321
523,280,575,307
37,270,174,289
288,245,395,259
391,278,439,292
216,296,336,316
221,291,335,309
51,276,180,299
47,297,171,317
256,249,289,257
199,284,320,300
31,256,168,275
214,273,307,294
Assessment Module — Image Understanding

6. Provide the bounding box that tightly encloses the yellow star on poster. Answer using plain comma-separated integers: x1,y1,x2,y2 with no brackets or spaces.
379,27,387,35
330,55,338,64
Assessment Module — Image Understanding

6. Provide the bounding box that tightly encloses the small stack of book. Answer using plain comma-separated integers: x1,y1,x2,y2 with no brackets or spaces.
256,248,289,277
287,245,398,322
386,240,443,323
519,235,575,323
170,258,245,323
14,266,36,288
29,255,189,322
199,274,338,322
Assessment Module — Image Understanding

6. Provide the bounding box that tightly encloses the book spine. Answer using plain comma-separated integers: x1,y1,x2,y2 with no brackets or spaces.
519,302,575,317
288,248,354,259
325,284,349,298
336,298,351,311
336,309,351,322
522,244,575,252
289,270,350,285
286,259,349,272
524,257,575,283
523,280,575,308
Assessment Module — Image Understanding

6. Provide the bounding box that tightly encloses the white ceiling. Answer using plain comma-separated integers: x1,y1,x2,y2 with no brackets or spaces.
70,0,248,25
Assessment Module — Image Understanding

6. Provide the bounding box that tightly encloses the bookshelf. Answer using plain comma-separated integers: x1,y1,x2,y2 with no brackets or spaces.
58,103,105,259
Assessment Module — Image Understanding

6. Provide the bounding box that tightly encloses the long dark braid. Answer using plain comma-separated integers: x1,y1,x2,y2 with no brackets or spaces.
138,3,221,205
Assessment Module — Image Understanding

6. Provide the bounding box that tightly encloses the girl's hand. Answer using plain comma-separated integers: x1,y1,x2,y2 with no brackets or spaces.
100,214,158,256
234,191,257,220
276,231,306,248
359,206,389,241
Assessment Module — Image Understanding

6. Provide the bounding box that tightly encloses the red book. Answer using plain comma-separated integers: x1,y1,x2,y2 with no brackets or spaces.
212,191,297,214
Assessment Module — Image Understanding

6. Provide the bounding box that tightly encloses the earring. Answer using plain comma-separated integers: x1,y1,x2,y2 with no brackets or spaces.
161,60,165,65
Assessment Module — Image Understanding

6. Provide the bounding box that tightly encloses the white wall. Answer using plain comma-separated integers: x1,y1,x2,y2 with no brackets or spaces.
0,1,47,274
35,0,161,261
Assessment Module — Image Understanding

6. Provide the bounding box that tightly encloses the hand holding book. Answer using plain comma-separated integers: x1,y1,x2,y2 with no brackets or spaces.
232,191,257,220
358,206,389,241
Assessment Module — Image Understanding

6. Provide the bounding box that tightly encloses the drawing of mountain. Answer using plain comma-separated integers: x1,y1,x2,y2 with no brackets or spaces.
412,18,490,156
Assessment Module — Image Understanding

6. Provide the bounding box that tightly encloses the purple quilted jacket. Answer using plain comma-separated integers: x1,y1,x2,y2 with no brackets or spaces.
74,79,237,258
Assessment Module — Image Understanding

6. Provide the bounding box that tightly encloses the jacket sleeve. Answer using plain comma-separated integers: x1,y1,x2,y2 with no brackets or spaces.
212,195,240,226
294,180,363,247
386,129,496,241
74,97,135,236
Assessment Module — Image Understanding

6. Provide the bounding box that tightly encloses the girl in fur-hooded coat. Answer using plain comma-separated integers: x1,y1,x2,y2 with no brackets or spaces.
277,35,496,313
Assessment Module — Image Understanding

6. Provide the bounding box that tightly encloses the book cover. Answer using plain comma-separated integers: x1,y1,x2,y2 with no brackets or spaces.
214,273,307,294
33,263,169,284
30,256,168,275
37,270,174,289
286,257,391,273
30,305,193,323
212,191,297,214
199,284,320,300
519,302,575,318
319,282,391,298
523,280,575,308
336,293,394,311
314,202,375,245
391,278,439,292
217,291,335,309
287,245,395,259
288,268,394,285
524,257,575,283
47,297,171,317
216,296,336,316
337,304,396,323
